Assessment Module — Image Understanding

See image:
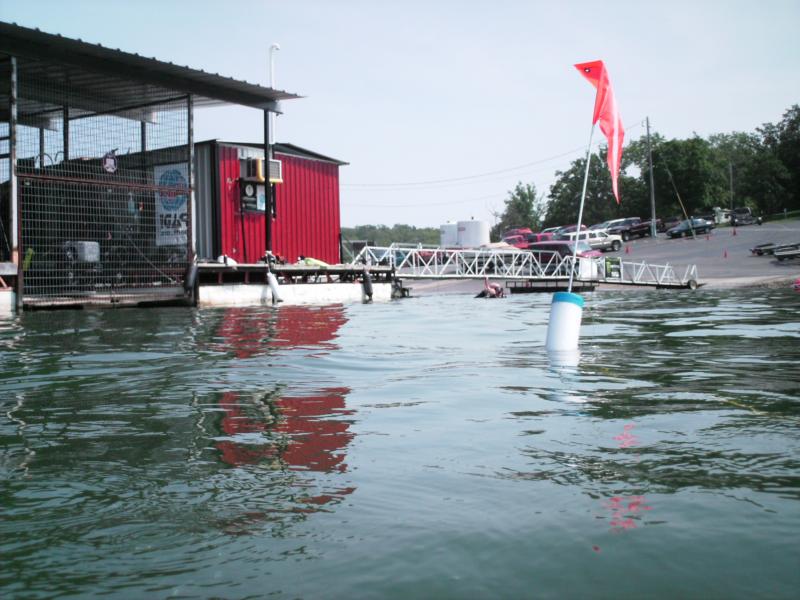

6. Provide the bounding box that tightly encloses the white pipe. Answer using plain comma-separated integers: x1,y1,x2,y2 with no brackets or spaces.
567,124,596,292
268,43,280,147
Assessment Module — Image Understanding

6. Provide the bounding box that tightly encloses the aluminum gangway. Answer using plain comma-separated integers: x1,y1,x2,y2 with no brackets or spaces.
351,244,699,289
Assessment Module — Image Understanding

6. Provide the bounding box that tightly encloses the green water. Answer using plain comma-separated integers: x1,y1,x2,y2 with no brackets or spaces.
1,289,799,598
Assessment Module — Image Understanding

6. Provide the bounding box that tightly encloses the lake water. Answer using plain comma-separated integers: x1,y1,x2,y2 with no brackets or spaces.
1,288,799,598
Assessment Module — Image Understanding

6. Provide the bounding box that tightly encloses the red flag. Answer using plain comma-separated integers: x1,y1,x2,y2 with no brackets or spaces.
575,60,624,203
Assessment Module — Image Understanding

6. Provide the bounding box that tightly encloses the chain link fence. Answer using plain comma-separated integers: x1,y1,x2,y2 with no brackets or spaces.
12,57,192,306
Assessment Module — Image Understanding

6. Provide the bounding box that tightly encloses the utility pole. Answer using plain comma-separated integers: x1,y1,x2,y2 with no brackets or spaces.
729,162,734,212
646,117,656,237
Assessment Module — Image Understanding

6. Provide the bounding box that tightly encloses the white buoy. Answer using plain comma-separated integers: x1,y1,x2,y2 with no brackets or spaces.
545,291,584,352
267,271,283,304
547,349,581,369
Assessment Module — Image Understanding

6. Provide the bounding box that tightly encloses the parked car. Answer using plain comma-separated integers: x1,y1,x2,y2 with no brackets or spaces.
541,226,561,234
730,207,761,226
662,215,682,231
528,240,603,259
606,217,661,241
666,218,715,238
592,218,627,233
554,224,588,237
525,231,554,244
503,227,534,238
501,234,529,249
562,230,623,252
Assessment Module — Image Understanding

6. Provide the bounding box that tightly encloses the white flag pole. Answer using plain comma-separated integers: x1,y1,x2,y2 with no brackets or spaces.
567,123,596,293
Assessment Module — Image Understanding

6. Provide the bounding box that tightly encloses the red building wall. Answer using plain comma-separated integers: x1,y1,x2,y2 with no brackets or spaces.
217,145,341,264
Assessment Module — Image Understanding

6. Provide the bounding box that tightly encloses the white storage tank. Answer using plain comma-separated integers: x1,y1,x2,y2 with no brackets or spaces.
439,222,458,247
457,219,490,247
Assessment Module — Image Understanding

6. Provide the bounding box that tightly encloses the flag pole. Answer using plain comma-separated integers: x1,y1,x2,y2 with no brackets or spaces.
567,123,596,292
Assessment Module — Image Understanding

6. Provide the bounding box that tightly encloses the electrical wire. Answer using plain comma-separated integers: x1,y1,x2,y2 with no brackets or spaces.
342,119,644,190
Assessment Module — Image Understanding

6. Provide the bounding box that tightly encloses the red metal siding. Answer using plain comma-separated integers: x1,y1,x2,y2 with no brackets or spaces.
217,146,341,264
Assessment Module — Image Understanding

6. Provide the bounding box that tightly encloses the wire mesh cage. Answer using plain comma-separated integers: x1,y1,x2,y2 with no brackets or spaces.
12,57,192,306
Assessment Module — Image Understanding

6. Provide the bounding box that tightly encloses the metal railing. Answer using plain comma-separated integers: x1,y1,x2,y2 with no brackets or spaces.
351,245,698,288
604,258,698,288
353,245,588,280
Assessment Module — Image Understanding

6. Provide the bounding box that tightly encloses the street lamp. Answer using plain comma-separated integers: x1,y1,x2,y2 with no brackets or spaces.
268,43,280,146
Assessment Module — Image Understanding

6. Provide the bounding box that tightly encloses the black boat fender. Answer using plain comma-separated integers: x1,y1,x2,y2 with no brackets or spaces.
362,271,373,303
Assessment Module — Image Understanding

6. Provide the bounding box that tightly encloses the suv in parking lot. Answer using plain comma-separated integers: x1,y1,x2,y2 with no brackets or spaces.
528,240,603,259
562,230,623,252
731,207,761,226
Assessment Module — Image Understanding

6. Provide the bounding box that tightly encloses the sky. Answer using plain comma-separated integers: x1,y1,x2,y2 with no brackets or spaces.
1,0,798,228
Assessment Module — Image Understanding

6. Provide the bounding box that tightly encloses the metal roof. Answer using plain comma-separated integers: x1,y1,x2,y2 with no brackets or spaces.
199,140,349,166
0,21,301,118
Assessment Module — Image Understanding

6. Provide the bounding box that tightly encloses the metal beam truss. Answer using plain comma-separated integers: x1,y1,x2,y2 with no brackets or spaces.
352,244,698,288
8,58,193,307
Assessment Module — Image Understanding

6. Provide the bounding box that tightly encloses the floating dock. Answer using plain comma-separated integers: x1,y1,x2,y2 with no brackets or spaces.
196,262,398,306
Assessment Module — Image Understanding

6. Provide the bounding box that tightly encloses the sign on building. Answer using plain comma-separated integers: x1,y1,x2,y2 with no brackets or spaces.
154,163,189,246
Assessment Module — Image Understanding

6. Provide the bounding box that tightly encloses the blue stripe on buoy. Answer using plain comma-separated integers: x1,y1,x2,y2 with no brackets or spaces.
552,291,584,308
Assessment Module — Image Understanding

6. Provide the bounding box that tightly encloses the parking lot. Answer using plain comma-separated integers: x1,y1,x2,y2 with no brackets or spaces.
611,219,800,286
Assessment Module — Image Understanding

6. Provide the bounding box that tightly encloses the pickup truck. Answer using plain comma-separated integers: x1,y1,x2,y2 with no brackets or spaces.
501,234,529,249
606,217,662,241
730,207,761,226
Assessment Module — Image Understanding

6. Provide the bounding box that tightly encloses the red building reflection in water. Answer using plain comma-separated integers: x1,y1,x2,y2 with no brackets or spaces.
602,423,651,534
213,304,348,359
216,387,354,474
604,495,653,531
213,304,355,515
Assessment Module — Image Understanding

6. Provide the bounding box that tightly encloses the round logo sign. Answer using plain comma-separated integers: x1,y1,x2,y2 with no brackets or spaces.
158,169,188,211
102,150,118,173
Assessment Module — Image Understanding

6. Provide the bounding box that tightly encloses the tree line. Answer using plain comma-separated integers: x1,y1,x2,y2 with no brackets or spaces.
492,104,800,239
341,223,440,246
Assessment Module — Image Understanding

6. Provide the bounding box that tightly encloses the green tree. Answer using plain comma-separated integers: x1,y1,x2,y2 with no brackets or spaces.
490,182,545,240
543,146,644,227
340,224,439,246
649,136,725,217
709,132,790,216
759,105,800,211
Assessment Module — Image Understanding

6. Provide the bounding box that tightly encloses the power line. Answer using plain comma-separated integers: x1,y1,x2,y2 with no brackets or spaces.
341,119,644,189
346,191,504,208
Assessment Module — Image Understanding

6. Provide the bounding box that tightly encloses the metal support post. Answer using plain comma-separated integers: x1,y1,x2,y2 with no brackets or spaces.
9,56,21,307
38,127,45,170
646,117,657,238
729,162,734,212
187,94,195,260
264,109,272,256
62,105,69,160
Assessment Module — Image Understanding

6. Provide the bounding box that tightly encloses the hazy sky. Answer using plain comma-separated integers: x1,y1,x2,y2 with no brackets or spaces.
2,0,798,227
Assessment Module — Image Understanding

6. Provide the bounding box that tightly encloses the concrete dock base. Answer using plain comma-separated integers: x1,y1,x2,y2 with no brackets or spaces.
0,290,16,316
198,281,392,307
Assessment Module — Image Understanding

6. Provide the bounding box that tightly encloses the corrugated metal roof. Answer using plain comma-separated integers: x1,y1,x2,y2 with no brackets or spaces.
0,21,301,112
201,140,348,166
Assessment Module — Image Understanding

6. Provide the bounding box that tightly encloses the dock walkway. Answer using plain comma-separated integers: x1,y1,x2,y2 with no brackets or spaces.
353,245,698,290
